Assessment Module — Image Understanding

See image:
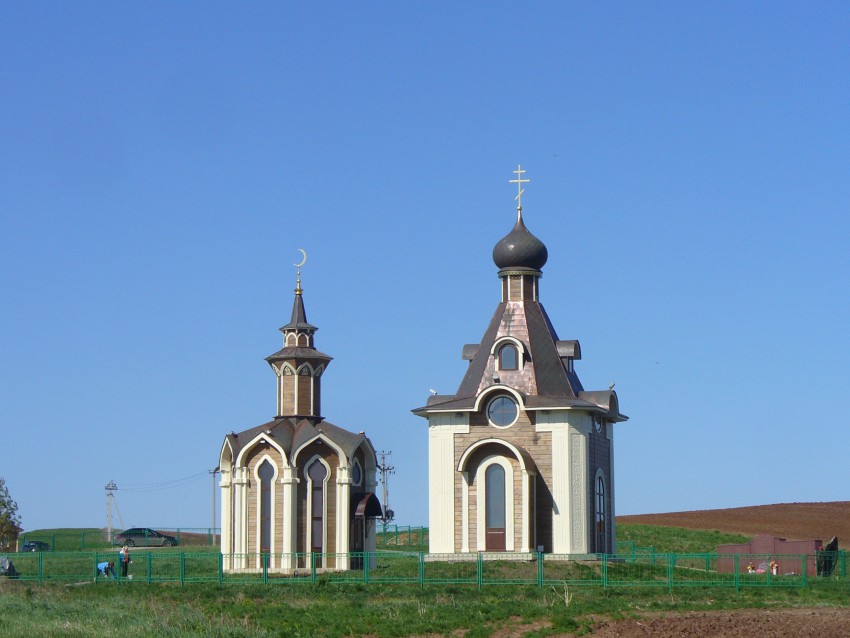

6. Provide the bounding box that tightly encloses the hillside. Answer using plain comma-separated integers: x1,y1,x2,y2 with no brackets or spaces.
618,501,849,549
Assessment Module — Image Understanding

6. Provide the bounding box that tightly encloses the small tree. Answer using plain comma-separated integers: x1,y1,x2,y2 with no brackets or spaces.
0,477,21,550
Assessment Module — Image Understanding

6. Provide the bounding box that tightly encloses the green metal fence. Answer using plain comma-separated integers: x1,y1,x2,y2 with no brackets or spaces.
2,549,846,588
376,525,427,549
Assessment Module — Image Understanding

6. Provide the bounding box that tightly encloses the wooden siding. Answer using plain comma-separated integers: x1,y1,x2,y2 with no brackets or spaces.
295,442,339,555
454,410,554,552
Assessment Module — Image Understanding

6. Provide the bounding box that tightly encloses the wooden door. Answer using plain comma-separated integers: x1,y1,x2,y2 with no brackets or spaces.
485,464,506,551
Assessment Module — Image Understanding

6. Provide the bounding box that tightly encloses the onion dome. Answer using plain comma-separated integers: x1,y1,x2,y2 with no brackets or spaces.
492,211,548,273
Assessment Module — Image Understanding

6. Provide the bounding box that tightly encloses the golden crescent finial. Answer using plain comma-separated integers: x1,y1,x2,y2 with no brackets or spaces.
294,249,307,294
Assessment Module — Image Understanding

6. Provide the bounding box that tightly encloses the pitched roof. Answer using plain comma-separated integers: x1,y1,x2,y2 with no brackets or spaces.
226,416,376,464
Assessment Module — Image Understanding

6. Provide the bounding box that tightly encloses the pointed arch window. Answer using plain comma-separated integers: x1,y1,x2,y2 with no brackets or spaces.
498,344,518,370
258,460,274,552
595,473,607,553
307,459,328,557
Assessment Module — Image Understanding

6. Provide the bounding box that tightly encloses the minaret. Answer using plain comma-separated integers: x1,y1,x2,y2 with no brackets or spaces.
265,252,333,419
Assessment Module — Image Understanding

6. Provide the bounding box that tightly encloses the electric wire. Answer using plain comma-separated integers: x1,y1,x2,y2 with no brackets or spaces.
118,471,208,492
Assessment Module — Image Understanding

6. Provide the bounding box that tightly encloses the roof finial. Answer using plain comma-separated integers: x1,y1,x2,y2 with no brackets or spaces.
294,248,307,295
509,164,531,221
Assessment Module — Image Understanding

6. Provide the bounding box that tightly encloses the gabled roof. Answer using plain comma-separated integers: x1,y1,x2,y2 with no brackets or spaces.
224,416,376,466
438,299,583,407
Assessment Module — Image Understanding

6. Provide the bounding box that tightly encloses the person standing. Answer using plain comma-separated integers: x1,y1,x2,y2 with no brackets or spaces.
119,543,131,577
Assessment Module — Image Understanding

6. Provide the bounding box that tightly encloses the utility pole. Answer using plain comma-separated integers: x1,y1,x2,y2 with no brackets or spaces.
210,467,220,545
377,451,395,528
105,481,117,542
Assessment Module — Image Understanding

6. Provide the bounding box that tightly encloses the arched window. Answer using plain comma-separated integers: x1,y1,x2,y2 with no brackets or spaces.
258,460,274,552
307,459,328,557
595,473,606,553
498,344,519,370
485,464,506,551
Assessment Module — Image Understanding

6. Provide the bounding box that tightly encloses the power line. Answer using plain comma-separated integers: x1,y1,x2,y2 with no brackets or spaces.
118,471,208,492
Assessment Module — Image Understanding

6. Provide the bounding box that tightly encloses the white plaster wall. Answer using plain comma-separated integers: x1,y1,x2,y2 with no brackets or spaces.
536,410,590,554
427,413,468,554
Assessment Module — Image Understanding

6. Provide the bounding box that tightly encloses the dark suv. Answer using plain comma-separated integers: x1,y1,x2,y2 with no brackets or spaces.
115,528,178,547
21,540,50,552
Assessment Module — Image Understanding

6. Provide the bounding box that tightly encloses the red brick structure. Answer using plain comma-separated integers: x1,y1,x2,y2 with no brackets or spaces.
717,533,824,577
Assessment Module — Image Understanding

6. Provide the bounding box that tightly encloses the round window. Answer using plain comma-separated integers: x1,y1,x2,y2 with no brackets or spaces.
487,396,518,427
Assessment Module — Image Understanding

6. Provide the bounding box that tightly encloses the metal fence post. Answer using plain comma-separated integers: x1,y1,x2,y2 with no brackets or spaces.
262,553,268,584
602,553,608,588
364,552,370,584
477,552,483,590
537,551,543,587
667,554,673,591
180,553,185,586
841,550,846,578
310,552,317,584
38,552,43,586
218,552,223,586
147,553,152,584
801,554,807,588
734,554,740,591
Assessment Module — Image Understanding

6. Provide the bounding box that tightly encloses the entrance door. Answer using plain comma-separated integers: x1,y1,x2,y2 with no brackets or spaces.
485,464,506,551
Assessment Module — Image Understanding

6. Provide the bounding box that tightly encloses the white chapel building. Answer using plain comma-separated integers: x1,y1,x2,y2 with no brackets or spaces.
414,169,627,555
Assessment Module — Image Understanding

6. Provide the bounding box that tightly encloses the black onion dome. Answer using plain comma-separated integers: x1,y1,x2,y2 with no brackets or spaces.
492,213,548,271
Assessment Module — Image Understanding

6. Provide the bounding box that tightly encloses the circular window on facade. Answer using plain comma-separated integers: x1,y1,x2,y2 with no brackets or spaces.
487,395,518,427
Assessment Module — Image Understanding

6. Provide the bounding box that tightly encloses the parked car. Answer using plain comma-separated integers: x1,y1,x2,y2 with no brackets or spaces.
21,540,50,552
115,528,178,547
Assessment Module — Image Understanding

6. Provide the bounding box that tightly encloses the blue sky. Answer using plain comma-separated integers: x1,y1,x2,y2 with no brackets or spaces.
2,3,848,532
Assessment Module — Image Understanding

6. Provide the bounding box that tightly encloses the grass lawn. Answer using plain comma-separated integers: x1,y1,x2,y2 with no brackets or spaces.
1,578,848,638
616,524,750,554
3,524,844,636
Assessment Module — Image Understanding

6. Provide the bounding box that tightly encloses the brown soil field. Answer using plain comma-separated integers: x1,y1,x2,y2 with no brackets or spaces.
618,501,849,549
588,608,850,638
466,609,850,637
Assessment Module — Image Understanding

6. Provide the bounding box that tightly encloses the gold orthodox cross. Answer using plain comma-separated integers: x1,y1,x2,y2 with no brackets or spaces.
509,164,530,212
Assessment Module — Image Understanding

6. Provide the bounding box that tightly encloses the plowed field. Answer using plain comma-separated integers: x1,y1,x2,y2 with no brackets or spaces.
589,608,850,637
618,501,849,549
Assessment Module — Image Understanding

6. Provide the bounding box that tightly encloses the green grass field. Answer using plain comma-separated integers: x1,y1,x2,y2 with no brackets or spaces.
1,524,846,637
616,524,750,554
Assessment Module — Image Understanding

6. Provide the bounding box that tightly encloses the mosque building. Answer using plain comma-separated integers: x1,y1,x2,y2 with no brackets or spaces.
218,262,381,573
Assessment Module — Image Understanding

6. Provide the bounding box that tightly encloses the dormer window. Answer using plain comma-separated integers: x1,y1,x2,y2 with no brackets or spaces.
498,344,518,370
